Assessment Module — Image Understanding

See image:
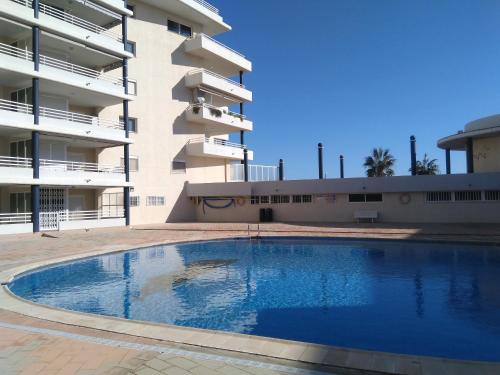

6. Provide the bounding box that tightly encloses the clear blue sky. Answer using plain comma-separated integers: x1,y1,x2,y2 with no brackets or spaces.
212,0,500,179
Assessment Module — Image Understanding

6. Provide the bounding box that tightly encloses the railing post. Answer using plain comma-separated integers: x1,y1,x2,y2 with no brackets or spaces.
278,159,284,181
410,135,417,176
340,155,344,178
318,143,324,179
445,148,451,174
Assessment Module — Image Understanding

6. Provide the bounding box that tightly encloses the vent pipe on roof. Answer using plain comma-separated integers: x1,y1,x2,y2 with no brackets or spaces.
340,155,344,179
318,143,324,179
410,135,417,176
278,159,284,181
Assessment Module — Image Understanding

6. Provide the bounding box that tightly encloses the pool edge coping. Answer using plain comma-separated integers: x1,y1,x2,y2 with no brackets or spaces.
1,235,500,375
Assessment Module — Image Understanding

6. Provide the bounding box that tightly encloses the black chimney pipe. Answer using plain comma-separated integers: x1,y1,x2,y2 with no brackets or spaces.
410,135,417,176
318,143,324,179
278,159,284,181
340,155,344,178
445,149,451,174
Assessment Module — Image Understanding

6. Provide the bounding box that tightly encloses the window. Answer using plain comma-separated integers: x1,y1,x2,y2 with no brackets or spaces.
455,191,482,202
125,40,136,55
120,116,137,133
426,191,452,202
292,195,312,204
250,196,259,205
101,192,124,216
10,192,31,213
485,191,500,201
147,196,165,206
349,193,383,203
10,87,33,105
128,79,137,95
271,195,289,204
302,195,312,203
172,160,186,174
130,196,140,207
292,195,302,203
10,140,32,158
167,19,192,37
260,195,269,204
121,156,139,172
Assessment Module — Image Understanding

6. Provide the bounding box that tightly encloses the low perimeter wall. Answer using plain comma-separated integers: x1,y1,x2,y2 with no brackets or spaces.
194,192,500,224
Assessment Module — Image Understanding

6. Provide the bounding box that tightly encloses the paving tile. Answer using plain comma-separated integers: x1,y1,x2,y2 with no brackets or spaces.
145,358,171,371
134,367,164,375
164,357,197,370
160,366,191,375
217,366,252,375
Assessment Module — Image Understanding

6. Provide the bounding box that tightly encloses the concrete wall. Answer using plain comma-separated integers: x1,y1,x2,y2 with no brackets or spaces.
98,0,236,225
474,136,500,173
195,192,500,224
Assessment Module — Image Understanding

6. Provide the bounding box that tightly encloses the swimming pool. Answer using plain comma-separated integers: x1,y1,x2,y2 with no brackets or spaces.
8,238,500,361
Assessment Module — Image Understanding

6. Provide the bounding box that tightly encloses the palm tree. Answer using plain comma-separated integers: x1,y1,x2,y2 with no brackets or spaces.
364,148,396,177
412,153,439,175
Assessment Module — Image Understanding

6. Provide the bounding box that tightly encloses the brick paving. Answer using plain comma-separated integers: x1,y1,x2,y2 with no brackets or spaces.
0,222,499,375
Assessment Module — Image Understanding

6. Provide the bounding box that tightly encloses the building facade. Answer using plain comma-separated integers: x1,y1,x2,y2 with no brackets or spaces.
0,0,254,233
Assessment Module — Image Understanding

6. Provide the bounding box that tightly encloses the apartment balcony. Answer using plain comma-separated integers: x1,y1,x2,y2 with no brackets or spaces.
185,104,252,134
0,43,132,104
0,156,128,187
185,137,253,161
0,99,129,145
0,212,33,234
185,69,252,103
40,209,125,231
1,0,130,57
185,33,251,76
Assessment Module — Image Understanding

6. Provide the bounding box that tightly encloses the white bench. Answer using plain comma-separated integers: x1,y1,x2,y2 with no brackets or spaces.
354,210,378,223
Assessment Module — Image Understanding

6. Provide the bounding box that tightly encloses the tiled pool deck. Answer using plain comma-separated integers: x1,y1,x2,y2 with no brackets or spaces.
0,222,500,375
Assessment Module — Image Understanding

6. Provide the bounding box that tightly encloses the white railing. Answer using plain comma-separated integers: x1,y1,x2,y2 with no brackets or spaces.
192,0,219,14
193,33,245,58
0,212,32,224
188,137,246,149
60,209,124,221
40,106,124,130
187,69,245,88
0,156,32,168
230,164,278,182
0,99,32,114
39,54,123,86
188,103,246,119
10,0,122,43
0,42,33,60
40,159,124,174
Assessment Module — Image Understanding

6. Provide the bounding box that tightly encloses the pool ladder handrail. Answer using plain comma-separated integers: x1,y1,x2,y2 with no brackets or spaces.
247,224,260,238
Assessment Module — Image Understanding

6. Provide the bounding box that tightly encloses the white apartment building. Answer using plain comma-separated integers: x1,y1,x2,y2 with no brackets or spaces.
0,0,254,233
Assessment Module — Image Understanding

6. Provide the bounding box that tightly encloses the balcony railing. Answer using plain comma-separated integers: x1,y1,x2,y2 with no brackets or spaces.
230,164,278,182
188,103,246,119
40,159,124,174
187,137,246,149
192,0,219,14
0,42,124,87
0,99,124,130
0,212,32,224
191,33,245,58
60,209,124,221
187,69,245,88
10,0,122,42
0,156,32,168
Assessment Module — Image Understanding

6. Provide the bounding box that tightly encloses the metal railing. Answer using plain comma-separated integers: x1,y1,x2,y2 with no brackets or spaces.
0,212,32,224
193,33,245,58
10,0,122,42
0,42,33,60
40,159,124,174
39,54,123,86
0,156,32,168
230,164,278,182
187,69,245,88
192,0,219,14
0,99,32,114
60,209,124,221
187,137,246,149
188,103,246,119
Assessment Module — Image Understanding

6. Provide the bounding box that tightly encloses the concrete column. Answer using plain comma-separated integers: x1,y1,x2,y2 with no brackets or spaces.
466,138,474,174
243,149,248,182
31,185,40,232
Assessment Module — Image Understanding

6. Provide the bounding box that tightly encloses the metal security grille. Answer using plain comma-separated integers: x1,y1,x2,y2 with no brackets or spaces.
426,191,452,202
454,191,482,201
40,188,65,230
485,191,500,201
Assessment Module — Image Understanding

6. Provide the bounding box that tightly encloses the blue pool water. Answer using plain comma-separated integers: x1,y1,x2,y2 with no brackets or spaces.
8,238,500,361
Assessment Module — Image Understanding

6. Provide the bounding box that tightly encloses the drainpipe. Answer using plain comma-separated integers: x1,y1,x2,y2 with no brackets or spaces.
278,159,284,181
410,135,417,176
243,149,249,182
466,138,474,174
340,155,344,179
445,149,451,174
318,143,324,179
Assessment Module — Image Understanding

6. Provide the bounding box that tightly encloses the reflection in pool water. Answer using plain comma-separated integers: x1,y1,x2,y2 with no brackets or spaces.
8,238,500,361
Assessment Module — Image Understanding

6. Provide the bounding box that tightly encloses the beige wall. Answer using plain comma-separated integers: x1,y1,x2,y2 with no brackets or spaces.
195,192,500,224
474,136,500,173
98,0,235,225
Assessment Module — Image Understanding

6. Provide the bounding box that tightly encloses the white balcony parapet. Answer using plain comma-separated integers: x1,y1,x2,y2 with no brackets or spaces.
60,209,124,221
187,137,246,149
0,42,124,87
0,99,124,131
186,103,252,133
185,69,252,103
192,0,219,14
10,0,123,42
0,156,32,168
40,159,124,174
40,209,125,231
192,33,244,57
0,212,32,224
188,103,245,119
230,164,278,182
187,68,244,88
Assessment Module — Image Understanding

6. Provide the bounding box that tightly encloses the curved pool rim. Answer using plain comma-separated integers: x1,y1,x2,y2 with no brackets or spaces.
2,236,500,374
